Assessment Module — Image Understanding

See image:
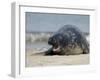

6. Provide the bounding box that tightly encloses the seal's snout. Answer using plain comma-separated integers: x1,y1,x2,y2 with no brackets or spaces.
48,37,57,46
48,38,53,45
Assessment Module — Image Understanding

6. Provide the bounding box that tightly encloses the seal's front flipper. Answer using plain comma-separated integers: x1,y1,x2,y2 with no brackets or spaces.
44,48,55,56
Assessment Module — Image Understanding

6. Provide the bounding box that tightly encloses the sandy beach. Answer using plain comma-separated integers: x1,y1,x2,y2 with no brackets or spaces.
25,49,89,67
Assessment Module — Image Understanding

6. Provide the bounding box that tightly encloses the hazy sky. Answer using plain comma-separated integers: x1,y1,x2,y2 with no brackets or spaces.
26,12,89,33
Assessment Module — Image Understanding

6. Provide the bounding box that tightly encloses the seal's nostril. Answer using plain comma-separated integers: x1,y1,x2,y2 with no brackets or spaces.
48,38,52,44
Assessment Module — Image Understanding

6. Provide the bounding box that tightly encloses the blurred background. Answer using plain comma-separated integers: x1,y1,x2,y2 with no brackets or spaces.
25,12,90,50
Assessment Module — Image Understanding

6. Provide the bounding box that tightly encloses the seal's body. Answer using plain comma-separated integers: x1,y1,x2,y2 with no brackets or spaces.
45,25,89,55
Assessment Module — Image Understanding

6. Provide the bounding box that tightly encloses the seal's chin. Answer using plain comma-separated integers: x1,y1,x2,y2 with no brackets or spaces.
53,46,61,52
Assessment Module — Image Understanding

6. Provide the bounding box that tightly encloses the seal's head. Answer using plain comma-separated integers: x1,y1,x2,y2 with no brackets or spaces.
48,33,68,52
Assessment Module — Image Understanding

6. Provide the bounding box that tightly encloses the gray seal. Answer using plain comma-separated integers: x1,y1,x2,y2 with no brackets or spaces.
45,24,89,55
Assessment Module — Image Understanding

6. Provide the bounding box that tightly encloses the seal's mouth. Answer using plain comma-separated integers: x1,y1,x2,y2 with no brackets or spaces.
53,46,61,52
